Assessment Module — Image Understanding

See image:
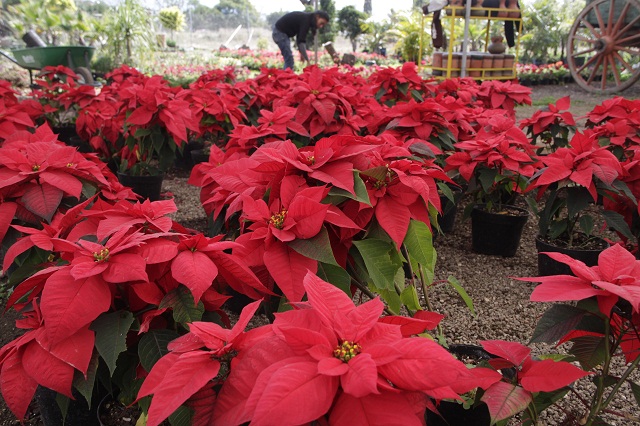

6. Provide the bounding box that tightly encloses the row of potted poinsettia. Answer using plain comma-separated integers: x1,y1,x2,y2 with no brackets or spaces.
0,63,639,424
1,129,638,426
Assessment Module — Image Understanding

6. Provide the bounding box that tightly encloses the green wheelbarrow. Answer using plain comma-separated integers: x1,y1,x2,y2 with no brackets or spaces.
0,45,97,86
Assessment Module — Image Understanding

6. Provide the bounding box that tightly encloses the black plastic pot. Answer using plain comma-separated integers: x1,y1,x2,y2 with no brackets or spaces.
52,125,79,145
437,187,462,235
425,344,514,426
117,172,164,202
426,400,491,426
535,235,609,276
36,386,100,426
190,149,210,165
471,205,529,257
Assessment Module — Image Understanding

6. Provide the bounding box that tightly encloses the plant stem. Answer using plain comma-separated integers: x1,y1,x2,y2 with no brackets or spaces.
585,320,612,425
349,274,393,316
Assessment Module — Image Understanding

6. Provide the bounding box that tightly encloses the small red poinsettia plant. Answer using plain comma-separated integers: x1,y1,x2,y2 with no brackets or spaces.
519,95,576,154
445,113,539,213
526,130,625,248
137,273,503,426
32,65,98,128
367,62,432,105
0,196,269,422
519,243,640,425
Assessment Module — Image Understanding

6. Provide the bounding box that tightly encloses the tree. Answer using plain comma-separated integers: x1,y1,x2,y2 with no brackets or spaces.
389,9,430,63
361,17,393,54
364,0,372,16
412,0,424,9
266,10,286,29
159,6,185,41
318,0,336,45
213,0,259,28
103,0,155,66
337,5,366,52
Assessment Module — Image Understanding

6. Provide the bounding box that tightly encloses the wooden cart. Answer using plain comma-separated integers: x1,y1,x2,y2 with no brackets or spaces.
567,0,640,93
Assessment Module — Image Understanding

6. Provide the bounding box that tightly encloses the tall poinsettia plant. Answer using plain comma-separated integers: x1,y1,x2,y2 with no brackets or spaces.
0,197,269,423
519,244,640,426
136,273,503,426
526,131,625,248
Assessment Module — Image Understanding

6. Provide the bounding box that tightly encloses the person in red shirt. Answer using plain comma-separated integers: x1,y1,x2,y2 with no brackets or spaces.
272,10,330,70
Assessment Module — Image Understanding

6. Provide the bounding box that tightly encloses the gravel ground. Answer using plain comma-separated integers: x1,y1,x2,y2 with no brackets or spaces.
1,82,639,425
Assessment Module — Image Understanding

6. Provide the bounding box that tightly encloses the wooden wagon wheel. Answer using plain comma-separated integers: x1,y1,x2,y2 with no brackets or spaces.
567,0,640,94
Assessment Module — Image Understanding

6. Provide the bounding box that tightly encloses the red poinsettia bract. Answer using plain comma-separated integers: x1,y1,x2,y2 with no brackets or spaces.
140,273,502,426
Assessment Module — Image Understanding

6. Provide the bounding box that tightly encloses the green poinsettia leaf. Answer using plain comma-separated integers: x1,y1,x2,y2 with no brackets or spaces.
566,186,592,219
316,262,351,296
447,276,475,317
529,305,588,344
288,227,338,266
160,286,204,324
521,389,570,426
352,238,401,292
579,214,594,236
631,381,640,407
569,335,608,370
602,210,634,240
138,329,180,373
169,405,193,426
403,219,435,273
90,311,134,376
73,351,99,408
400,286,421,311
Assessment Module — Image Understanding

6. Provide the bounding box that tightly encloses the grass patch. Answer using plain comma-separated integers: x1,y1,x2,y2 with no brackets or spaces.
531,96,557,107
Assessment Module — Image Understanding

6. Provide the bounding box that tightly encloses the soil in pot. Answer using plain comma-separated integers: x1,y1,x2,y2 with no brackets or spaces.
471,205,529,257
535,234,609,276
98,397,146,426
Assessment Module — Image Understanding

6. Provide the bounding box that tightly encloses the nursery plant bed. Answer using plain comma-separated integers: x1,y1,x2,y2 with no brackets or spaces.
1,82,640,426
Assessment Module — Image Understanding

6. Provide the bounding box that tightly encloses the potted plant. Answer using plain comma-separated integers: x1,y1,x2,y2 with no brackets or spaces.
526,130,625,275
114,74,199,200
520,243,640,425
519,95,577,155
33,65,97,146
445,114,538,256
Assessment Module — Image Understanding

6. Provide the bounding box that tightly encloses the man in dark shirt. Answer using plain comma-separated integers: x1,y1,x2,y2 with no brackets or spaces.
272,10,330,70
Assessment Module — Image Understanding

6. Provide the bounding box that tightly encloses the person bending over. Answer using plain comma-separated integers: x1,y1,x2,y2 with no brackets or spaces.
272,10,331,70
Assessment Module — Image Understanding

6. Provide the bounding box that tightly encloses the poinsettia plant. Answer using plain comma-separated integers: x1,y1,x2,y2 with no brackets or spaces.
519,95,576,154
445,113,539,213
137,272,503,426
520,243,640,425
526,130,626,248
32,66,98,129
117,74,200,176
